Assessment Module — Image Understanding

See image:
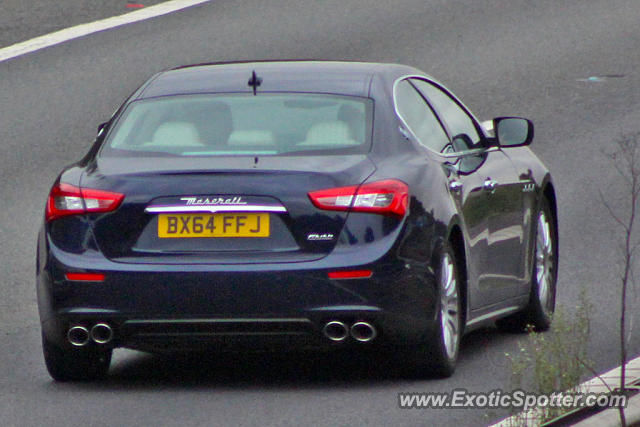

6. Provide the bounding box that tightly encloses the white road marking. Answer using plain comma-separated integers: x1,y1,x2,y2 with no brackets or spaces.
0,0,211,63
490,355,640,426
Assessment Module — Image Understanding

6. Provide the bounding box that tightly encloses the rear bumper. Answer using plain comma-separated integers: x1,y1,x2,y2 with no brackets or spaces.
38,234,439,352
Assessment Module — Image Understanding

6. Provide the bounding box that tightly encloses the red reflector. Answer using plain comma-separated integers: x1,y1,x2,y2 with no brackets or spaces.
65,273,105,282
308,179,409,217
328,270,373,279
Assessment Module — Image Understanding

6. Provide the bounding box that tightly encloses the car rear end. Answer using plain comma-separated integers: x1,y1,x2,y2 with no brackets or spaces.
37,66,438,363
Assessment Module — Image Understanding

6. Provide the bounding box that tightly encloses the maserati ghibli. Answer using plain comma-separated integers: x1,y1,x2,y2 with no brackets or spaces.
36,61,557,380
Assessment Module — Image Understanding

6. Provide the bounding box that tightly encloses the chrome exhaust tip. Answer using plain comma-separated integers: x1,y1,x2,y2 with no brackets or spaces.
350,322,377,342
322,321,349,342
90,323,113,344
67,325,90,347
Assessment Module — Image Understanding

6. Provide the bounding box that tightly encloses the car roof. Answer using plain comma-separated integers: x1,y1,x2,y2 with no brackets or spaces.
137,60,425,99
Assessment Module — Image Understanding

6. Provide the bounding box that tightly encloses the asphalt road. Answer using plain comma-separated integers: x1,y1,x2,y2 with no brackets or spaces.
0,0,167,48
1,0,640,426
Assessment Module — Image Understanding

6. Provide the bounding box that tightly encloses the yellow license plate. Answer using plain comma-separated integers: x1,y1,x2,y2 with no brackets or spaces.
158,213,270,238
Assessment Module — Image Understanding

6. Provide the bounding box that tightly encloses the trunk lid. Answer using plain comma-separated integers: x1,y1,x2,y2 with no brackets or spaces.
82,155,375,264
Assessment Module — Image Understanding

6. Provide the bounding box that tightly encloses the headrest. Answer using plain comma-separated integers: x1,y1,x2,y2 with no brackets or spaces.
149,121,203,146
299,121,358,146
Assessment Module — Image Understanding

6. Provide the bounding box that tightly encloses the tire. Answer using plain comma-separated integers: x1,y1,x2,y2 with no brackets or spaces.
411,245,462,378
42,333,112,381
496,198,557,332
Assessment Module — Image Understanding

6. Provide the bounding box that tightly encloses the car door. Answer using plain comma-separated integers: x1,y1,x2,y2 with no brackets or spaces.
409,78,526,308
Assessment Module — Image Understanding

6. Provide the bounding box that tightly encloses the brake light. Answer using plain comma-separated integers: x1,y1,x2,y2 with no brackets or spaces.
46,183,124,222
308,179,409,217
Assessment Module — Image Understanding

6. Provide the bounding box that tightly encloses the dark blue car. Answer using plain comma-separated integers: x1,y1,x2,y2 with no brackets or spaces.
37,61,557,380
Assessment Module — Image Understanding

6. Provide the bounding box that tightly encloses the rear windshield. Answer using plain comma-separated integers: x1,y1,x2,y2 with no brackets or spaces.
100,93,373,157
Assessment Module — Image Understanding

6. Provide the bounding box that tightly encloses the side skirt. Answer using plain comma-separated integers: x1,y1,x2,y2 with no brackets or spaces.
464,295,529,332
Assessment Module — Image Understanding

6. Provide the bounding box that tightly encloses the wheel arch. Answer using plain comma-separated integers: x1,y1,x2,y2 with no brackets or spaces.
539,177,559,267
447,222,468,330
542,179,558,238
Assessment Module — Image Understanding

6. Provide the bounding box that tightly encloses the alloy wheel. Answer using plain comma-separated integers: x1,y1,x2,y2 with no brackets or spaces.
440,253,460,359
535,211,554,315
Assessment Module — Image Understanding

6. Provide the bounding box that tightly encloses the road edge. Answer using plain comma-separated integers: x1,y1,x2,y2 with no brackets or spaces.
0,0,211,63
490,355,640,426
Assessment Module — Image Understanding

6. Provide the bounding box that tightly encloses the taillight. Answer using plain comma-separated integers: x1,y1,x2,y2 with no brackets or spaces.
308,179,409,217
46,183,124,222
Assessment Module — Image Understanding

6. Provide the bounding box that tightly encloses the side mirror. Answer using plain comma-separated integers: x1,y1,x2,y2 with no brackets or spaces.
97,122,108,137
494,117,533,147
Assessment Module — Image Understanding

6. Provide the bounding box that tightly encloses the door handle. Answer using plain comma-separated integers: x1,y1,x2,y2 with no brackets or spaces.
449,180,463,193
483,178,498,193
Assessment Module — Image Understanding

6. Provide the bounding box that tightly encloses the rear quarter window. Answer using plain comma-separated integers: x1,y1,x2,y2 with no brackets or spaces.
394,80,450,153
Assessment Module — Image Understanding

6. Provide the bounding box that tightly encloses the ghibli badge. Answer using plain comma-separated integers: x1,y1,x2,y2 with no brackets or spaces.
307,233,335,241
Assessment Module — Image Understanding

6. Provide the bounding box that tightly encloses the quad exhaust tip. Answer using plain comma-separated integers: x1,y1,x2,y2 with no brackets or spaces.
322,321,349,342
322,320,377,342
67,325,90,347
350,322,377,342
67,323,114,346
90,323,113,344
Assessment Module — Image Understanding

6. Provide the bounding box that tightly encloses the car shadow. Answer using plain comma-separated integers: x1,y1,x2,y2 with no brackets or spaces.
104,349,399,390
458,326,521,361
59,326,521,390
